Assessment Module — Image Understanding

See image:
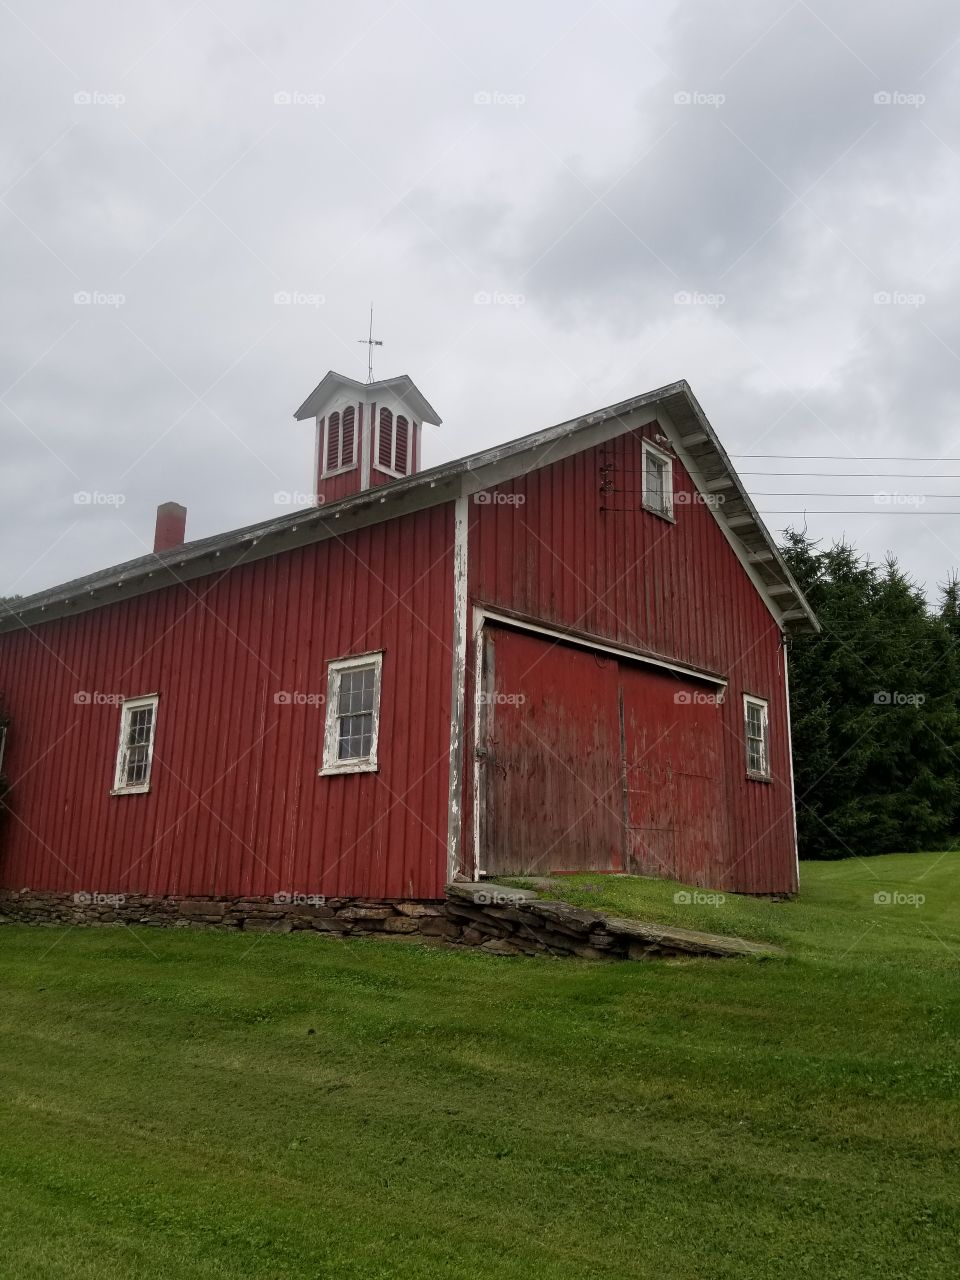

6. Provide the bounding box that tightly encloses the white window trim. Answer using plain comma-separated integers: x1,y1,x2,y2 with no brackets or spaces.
320,652,383,776
321,409,359,479
374,411,410,478
743,693,770,781
111,693,159,796
0,722,7,776
641,439,675,520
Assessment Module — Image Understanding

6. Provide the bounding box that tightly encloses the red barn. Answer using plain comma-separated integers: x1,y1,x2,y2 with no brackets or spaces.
0,375,818,927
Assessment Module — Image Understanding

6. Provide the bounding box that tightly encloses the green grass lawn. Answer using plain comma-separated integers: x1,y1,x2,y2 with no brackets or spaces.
1,853,958,1279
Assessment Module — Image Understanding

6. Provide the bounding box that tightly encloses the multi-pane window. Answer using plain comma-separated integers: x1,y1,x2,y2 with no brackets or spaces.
112,695,159,794
642,440,673,518
376,408,411,476
323,406,357,475
744,695,769,778
321,653,383,774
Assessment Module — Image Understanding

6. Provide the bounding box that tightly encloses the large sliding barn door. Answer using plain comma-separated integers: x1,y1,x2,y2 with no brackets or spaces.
477,626,623,877
477,622,729,883
620,664,727,886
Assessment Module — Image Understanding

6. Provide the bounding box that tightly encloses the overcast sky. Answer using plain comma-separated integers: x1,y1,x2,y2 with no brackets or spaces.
3,0,960,601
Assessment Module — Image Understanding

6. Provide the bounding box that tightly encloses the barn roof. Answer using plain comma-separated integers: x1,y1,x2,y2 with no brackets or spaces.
293,372,442,425
0,381,818,634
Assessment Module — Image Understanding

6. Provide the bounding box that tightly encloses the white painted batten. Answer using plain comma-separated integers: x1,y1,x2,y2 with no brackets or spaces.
446,493,470,881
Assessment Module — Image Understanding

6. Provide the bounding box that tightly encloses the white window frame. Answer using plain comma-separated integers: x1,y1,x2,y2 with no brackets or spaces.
641,439,674,520
320,652,383,776
111,693,159,795
321,407,359,478
374,410,410,479
743,693,770,780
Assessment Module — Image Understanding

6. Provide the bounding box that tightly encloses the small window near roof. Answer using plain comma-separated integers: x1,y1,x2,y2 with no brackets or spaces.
743,695,770,779
320,653,383,775
112,695,159,795
642,440,673,518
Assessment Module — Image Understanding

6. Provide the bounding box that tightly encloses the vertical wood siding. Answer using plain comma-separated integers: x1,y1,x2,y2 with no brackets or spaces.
0,505,454,900
467,423,797,894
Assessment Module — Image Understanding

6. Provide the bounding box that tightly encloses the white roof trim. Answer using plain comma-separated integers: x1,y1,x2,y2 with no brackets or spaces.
294,370,442,426
1,381,818,635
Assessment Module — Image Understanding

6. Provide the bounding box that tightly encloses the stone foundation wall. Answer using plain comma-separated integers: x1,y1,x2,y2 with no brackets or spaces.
0,884,780,960
0,889,453,938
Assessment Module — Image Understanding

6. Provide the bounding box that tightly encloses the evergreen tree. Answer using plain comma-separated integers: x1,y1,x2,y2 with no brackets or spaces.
781,532,960,858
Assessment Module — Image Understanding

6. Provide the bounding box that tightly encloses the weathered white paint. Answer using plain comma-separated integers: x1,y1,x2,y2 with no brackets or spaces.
640,437,675,519
360,403,372,490
313,415,323,504
658,407,789,632
110,693,160,796
319,651,383,775
742,692,771,779
6,383,817,636
446,493,470,881
470,605,486,881
784,644,801,889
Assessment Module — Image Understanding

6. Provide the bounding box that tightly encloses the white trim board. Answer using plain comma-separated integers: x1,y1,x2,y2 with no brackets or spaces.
477,608,728,686
319,651,383,775
657,406,786,633
445,494,470,880
5,381,818,636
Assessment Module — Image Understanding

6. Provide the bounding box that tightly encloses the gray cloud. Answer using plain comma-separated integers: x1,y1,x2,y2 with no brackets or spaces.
3,0,960,602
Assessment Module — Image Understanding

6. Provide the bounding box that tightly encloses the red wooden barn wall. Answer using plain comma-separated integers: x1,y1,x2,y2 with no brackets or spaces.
0,505,454,901
465,421,797,894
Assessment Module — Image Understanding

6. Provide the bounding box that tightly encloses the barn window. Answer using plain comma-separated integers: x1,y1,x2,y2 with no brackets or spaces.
112,695,159,794
323,406,357,476
743,695,770,779
320,653,383,775
642,440,674,519
376,409,410,476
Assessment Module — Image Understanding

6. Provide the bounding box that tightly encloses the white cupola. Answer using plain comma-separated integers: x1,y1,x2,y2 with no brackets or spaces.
293,371,442,505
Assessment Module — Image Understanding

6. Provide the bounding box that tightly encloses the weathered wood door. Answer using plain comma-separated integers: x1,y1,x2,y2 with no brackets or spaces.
620,665,727,886
478,626,623,877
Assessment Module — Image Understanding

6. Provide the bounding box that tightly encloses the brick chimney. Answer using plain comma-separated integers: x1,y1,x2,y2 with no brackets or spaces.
154,502,187,553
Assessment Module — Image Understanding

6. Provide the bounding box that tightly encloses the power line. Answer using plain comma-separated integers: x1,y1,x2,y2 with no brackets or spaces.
741,471,960,479
734,454,960,461
759,510,960,516
750,492,960,498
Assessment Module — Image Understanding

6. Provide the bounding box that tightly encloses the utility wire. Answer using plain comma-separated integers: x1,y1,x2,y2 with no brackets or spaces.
759,510,960,515
733,454,960,461
750,492,960,498
740,471,960,479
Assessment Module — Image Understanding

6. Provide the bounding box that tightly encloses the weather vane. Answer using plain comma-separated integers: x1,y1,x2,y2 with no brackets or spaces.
357,305,383,384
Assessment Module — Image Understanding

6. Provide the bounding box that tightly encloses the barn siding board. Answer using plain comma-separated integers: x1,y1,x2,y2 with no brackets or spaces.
480,627,624,877
0,505,455,902
467,423,797,895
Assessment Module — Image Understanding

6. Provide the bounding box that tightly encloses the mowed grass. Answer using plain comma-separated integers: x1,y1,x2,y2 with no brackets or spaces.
1,855,959,1279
